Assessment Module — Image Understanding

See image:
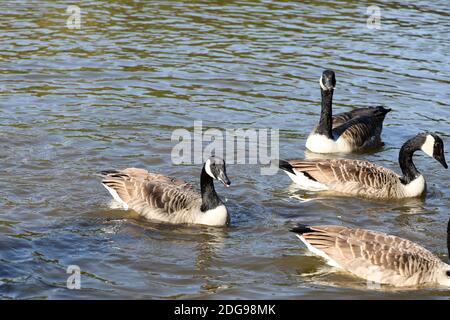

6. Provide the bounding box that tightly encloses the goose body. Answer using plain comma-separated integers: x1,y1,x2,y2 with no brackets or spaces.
305,70,391,154
279,132,447,199
290,223,450,287
280,158,426,199
99,157,231,226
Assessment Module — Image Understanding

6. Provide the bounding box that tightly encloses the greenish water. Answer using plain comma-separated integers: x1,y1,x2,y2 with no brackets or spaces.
0,0,449,299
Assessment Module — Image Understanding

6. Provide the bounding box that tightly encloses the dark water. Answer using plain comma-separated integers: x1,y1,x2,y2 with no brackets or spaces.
1,0,449,299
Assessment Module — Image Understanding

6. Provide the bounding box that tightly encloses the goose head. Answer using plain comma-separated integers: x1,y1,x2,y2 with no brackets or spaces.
205,157,231,187
419,133,448,169
319,69,336,91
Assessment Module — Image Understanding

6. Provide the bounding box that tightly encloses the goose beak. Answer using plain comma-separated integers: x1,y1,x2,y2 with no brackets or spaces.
322,78,335,90
435,152,448,169
433,143,448,168
433,148,448,169
217,172,231,188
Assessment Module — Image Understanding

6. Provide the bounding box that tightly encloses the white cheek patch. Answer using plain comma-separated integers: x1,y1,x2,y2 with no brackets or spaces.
421,135,435,157
205,159,216,179
319,75,326,90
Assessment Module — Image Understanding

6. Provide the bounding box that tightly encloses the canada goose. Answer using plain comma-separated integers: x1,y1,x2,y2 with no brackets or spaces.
305,69,391,154
279,132,447,199
290,221,450,287
98,157,231,226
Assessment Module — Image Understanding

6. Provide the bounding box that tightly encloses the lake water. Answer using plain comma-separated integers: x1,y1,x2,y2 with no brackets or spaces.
1,0,449,299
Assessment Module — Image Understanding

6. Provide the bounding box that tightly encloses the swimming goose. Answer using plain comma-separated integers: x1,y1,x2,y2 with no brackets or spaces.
279,132,447,199
305,70,391,154
290,221,450,287
99,157,231,226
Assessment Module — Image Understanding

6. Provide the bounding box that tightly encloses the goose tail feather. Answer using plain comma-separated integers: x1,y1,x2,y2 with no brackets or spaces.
290,224,314,235
278,159,295,175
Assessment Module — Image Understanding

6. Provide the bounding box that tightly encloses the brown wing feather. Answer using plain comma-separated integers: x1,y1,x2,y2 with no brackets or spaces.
332,106,389,128
333,116,383,149
332,109,365,128
100,169,200,214
288,159,397,186
331,106,390,149
121,167,193,188
130,182,200,214
287,159,401,197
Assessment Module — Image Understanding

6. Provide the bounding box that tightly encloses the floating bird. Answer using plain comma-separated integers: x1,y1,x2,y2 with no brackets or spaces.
306,69,391,153
99,157,231,226
290,221,450,287
279,132,447,199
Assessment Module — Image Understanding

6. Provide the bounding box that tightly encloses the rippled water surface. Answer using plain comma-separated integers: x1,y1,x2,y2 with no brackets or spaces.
1,0,450,299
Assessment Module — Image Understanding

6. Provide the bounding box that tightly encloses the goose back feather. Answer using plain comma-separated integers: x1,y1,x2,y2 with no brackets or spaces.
331,106,390,128
331,107,390,150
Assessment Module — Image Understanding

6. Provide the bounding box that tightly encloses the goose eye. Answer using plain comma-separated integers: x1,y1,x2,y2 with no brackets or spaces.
446,270,450,277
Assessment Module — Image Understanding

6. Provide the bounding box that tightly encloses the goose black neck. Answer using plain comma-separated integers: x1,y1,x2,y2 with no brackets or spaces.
316,89,333,138
398,138,421,184
200,166,222,212
447,218,450,260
